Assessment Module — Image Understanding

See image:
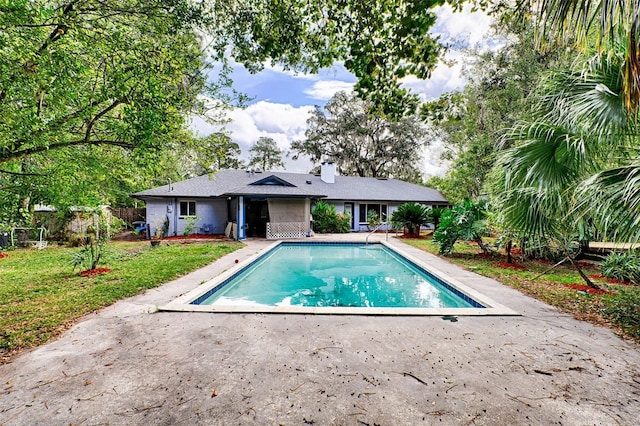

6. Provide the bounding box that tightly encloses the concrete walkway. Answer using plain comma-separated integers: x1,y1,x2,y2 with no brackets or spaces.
1,236,639,425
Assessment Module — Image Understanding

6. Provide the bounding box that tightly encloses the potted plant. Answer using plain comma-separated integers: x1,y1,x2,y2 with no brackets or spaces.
151,216,169,247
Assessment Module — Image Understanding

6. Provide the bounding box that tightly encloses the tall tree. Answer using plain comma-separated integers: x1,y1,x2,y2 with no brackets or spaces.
180,133,245,177
0,0,459,222
423,22,570,203
0,0,209,165
491,45,640,286
248,137,285,171
292,91,428,181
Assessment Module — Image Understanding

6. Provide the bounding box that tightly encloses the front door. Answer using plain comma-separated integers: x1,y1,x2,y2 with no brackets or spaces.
344,202,354,230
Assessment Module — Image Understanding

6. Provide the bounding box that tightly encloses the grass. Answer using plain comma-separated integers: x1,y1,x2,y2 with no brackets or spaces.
0,240,242,360
402,237,640,342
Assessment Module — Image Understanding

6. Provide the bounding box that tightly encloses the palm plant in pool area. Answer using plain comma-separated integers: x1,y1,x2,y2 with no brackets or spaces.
491,42,640,288
391,202,430,237
433,200,489,255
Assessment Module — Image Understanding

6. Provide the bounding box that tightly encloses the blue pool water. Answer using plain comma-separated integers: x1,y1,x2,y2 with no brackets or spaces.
193,243,483,308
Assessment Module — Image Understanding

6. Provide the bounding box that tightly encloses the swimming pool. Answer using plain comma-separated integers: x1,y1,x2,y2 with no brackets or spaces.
162,241,517,316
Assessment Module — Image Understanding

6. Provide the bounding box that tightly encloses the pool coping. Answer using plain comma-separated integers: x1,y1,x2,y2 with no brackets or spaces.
159,240,519,316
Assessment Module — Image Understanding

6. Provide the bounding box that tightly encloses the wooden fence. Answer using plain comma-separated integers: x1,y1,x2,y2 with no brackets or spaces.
112,207,146,224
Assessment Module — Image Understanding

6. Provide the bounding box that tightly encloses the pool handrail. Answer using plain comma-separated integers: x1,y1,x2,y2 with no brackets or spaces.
365,222,388,245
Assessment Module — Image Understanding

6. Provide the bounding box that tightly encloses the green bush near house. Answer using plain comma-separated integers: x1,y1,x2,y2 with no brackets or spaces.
312,201,350,233
390,202,430,237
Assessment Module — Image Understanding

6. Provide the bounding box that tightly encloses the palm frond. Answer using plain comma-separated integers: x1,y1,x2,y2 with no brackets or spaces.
575,163,640,242
501,122,594,190
540,54,632,139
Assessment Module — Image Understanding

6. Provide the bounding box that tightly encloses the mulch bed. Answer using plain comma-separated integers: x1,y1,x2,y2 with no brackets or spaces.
475,253,494,259
564,283,612,295
79,268,112,277
398,234,427,239
589,274,633,285
496,261,526,270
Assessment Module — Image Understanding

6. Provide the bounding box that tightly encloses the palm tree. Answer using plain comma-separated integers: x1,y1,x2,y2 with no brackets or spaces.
520,0,640,112
390,202,431,237
493,46,640,288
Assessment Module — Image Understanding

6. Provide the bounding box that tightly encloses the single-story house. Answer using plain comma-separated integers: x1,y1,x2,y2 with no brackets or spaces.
132,163,448,240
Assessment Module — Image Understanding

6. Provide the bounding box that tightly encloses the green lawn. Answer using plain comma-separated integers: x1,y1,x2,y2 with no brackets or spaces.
0,240,242,360
402,237,640,342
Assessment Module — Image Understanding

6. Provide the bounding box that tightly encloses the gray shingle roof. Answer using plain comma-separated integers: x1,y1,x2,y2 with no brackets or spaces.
132,169,448,203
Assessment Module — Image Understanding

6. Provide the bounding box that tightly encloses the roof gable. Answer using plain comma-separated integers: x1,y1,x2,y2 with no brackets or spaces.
249,175,296,187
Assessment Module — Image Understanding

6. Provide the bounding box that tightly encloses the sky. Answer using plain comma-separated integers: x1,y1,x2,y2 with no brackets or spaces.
190,4,496,177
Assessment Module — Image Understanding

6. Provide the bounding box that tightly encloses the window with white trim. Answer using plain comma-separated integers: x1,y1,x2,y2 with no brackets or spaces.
358,203,388,224
179,201,196,217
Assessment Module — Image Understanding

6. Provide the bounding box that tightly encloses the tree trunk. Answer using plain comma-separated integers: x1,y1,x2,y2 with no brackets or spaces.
565,248,599,289
505,239,513,263
576,240,590,260
474,237,490,254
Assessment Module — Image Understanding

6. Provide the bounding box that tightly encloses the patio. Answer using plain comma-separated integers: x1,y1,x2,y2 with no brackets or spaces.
0,235,638,424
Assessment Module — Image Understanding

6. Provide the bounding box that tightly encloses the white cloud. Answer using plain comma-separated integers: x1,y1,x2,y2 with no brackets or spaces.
432,4,493,48
304,80,355,101
401,5,497,101
192,101,315,173
401,60,466,101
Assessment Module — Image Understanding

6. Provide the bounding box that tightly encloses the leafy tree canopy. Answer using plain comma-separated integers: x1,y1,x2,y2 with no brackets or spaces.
423,21,571,203
180,133,245,177
292,91,428,181
0,0,472,222
1,0,458,168
1,0,465,223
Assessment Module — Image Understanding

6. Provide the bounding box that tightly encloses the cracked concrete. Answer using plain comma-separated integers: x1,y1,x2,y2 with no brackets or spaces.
1,236,639,425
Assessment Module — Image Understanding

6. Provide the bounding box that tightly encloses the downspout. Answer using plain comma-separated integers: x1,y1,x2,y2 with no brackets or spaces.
173,197,178,236
237,196,245,240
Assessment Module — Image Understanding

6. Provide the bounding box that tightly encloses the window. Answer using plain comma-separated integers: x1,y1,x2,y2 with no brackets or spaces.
179,201,196,217
358,203,388,224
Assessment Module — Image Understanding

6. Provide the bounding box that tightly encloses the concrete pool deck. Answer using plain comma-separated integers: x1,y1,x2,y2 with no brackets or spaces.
1,235,639,425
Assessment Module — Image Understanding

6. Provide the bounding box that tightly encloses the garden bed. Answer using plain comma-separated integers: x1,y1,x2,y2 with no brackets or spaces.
400,238,640,342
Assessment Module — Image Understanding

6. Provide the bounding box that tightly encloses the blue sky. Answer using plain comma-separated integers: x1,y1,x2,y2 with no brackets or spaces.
191,4,495,176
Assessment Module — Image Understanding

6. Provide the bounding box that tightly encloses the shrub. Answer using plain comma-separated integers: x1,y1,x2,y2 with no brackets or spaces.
367,209,382,230
183,216,201,236
601,251,640,284
69,209,113,271
312,201,350,233
432,200,489,255
429,206,446,229
336,213,351,233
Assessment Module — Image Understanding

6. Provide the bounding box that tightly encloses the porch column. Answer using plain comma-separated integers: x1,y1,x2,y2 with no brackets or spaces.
237,196,245,240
